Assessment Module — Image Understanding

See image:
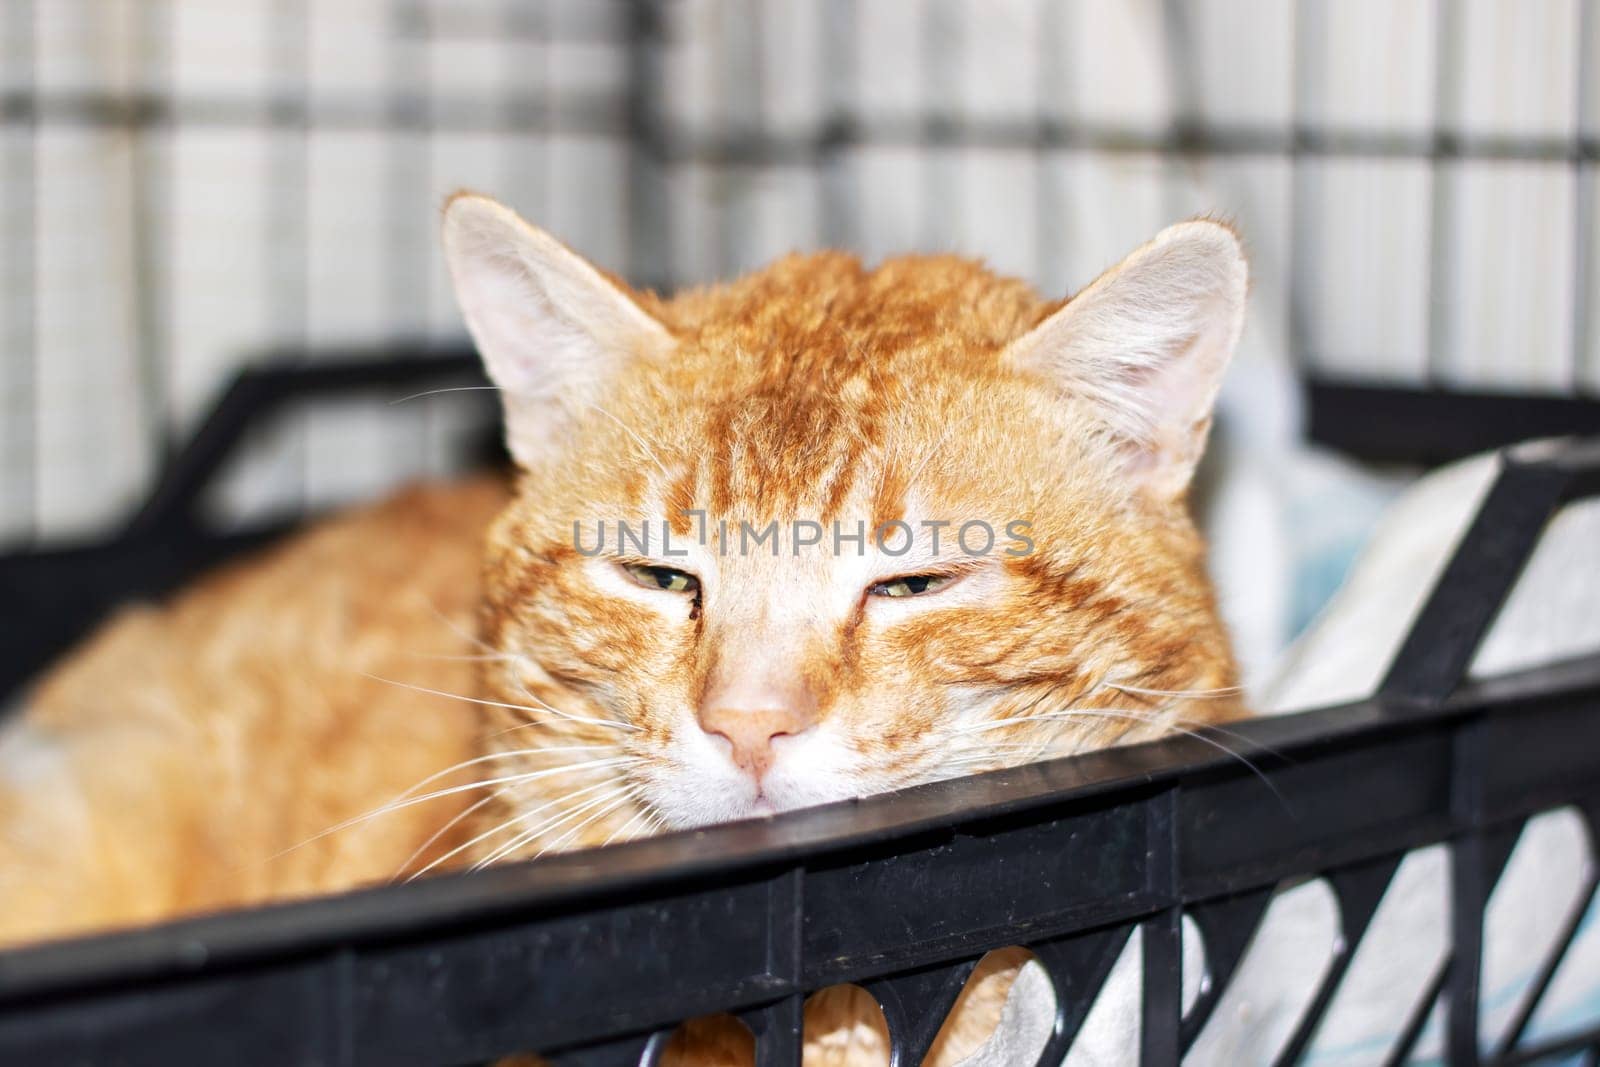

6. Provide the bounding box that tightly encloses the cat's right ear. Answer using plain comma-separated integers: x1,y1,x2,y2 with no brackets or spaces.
440,193,674,468
1003,219,1248,502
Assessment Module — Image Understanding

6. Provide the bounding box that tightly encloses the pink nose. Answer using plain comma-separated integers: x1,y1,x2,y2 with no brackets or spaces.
697,704,816,779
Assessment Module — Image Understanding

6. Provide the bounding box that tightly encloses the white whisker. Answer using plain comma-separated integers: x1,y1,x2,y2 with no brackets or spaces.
1107,681,1243,700
509,678,635,735
277,756,637,858
955,708,1099,736
390,744,620,802
536,789,641,858
473,783,639,870
422,600,501,656
389,384,504,405
602,801,659,847
977,706,1290,811
407,776,626,881
360,673,638,732
392,793,495,881
965,703,1284,758
401,650,514,663
488,719,582,739
941,749,1045,770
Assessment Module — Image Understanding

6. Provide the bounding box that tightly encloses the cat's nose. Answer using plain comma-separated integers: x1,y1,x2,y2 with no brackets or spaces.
697,702,816,780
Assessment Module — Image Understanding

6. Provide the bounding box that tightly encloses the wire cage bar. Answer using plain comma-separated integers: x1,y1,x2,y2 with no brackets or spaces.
6,0,1600,550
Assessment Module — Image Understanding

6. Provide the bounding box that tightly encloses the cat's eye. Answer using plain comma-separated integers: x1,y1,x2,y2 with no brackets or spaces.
868,572,958,599
621,562,700,595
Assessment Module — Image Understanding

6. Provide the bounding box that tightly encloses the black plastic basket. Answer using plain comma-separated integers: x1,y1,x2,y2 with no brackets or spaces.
0,348,489,709
8,0,1600,1060
0,356,1598,1066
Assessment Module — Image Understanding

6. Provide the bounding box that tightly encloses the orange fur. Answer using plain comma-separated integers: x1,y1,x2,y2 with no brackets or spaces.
0,479,505,943
0,199,1249,1063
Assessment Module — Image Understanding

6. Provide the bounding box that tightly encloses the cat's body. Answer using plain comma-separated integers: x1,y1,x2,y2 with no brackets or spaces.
0,196,1253,1063
0,478,506,943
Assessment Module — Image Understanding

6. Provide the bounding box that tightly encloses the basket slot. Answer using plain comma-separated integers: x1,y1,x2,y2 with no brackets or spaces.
1028,924,1135,1066
1272,856,1406,1066
863,957,980,1066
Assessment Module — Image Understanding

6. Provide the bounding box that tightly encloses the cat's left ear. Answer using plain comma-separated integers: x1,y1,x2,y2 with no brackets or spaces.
1005,219,1248,501
440,192,674,468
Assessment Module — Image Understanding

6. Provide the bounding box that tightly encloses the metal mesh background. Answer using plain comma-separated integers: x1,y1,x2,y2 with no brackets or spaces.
2,0,1597,546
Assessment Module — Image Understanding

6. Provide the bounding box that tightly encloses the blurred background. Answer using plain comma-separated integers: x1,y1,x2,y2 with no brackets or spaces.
2,0,1599,682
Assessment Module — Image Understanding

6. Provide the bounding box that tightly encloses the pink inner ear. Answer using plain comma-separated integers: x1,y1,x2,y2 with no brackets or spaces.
1013,221,1247,498
1136,303,1233,443
455,253,571,396
1107,313,1234,499
443,197,673,410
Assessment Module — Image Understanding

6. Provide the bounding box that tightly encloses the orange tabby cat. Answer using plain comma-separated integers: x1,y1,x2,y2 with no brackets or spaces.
0,193,1247,1063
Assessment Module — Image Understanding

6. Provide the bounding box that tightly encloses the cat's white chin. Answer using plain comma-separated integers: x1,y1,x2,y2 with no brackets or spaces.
650,721,872,828
664,770,865,828
685,788,805,825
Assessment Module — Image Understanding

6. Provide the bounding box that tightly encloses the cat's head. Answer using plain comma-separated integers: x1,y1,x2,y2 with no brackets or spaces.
441,194,1246,844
